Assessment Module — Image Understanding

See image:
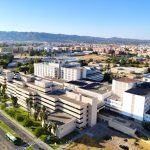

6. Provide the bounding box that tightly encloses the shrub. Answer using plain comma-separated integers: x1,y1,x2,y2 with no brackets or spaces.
40,135,48,142
5,109,15,118
23,118,34,127
34,127,45,137
15,114,25,122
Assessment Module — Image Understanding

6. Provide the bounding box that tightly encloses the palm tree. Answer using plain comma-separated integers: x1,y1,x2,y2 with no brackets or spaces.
0,83,2,95
11,96,18,108
51,122,57,134
33,111,38,121
2,85,6,96
41,105,46,112
33,102,38,112
39,111,44,121
47,122,53,133
36,105,41,120
42,111,48,125
26,98,32,116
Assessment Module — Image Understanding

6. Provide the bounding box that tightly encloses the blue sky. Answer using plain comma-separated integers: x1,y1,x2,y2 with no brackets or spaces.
0,0,150,39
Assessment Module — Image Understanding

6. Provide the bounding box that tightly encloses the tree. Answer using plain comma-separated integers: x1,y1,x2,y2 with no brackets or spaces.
26,98,33,116
33,102,38,111
41,105,46,112
11,95,18,108
1,85,6,96
23,118,34,127
16,62,22,67
34,127,45,137
47,122,53,133
28,64,34,74
42,111,48,125
33,111,38,121
51,122,57,133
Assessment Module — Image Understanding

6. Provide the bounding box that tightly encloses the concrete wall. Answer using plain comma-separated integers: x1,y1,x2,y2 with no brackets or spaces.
122,92,145,121
56,119,76,138
108,119,137,137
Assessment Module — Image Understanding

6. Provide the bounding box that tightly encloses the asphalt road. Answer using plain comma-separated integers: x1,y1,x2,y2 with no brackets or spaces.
0,128,19,150
0,112,49,150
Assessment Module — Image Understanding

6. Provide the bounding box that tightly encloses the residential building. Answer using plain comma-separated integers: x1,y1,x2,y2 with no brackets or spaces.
61,67,86,81
34,62,62,78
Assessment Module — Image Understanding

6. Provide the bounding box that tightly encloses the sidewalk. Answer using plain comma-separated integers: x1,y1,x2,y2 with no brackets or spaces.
0,109,53,150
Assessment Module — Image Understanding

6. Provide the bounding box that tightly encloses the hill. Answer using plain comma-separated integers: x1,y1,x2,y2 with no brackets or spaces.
0,31,149,44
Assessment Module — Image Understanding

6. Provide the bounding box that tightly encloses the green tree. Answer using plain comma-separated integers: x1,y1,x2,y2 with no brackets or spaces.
34,127,45,137
33,111,38,121
11,96,18,108
16,62,22,67
23,118,34,127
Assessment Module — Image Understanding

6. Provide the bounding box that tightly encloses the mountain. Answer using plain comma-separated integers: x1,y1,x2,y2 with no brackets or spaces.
0,31,150,44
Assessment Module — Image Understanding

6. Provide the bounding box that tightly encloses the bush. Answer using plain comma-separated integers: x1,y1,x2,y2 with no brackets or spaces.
23,118,34,127
15,114,25,122
5,109,15,118
40,135,48,142
34,127,45,137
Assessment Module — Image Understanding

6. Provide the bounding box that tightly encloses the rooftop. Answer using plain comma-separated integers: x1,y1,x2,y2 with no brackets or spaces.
59,94,86,107
115,77,138,83
126,82,150,96
67,80,88,86
81,83,112,94
47,111,76,125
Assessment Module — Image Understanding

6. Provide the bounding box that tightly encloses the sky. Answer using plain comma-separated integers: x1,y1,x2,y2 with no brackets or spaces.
0,0,150,39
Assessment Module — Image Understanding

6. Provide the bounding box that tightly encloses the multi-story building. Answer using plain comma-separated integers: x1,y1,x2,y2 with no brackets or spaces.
106,78,150,122
34,62,62,78
112,78,139,100
34,62,87,81
123,82,150,121
1,71,97,138
61,67,86,81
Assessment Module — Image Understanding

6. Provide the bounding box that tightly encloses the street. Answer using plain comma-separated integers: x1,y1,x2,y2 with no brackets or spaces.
0,128,19,150
0,111,51,150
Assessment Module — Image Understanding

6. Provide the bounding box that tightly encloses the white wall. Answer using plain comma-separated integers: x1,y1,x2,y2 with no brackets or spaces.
122,92,145,121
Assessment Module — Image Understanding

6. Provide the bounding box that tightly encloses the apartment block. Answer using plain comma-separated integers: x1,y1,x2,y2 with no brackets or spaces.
61,67,86,81
34,62,87,81
34,62,62,78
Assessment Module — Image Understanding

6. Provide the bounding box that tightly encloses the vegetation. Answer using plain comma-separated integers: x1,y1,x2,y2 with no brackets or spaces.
26,146,35,150
103,72,114,83
106,56,146,68
0,54,14,68
0,120,19,137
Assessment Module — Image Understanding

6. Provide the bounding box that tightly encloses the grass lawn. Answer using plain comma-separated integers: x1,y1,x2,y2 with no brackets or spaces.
50,143,61,149
26,146,35,150
0,120,19,137
5,107,41,135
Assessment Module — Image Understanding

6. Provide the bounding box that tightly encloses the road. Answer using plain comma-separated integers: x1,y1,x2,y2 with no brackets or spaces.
0,111,51,150
0,128,19,150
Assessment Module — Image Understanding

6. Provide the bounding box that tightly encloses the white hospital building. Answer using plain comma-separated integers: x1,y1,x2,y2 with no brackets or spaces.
34,62,87,81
